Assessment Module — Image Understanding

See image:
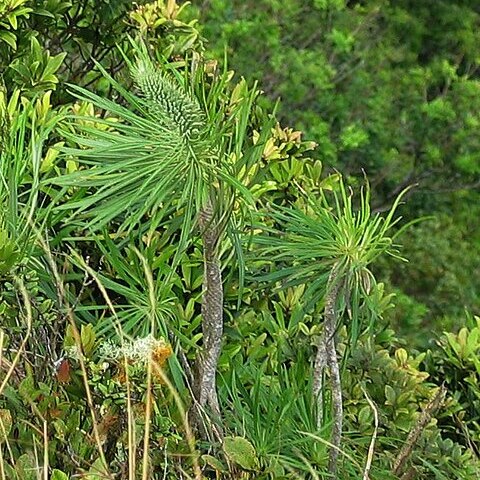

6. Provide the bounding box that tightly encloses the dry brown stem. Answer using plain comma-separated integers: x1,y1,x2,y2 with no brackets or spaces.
392,385,447,476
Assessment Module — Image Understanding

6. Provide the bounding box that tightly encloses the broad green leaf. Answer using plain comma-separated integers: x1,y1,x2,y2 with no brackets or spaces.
80,323,96,356
223,436,258,470
385,385,396,406
202,454,227,473
0,31,16,49
15,453,37,480
358,405,372,426
85,457,109,479
395,348,408,366
51,470,69,480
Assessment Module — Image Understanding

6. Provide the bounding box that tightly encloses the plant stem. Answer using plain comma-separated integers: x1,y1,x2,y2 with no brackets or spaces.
313,329,327,426
392,385,447,476
195,199,224,436
313,265,343,478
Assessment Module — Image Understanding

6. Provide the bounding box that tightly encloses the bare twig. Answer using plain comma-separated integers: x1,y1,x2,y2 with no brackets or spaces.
392,385,447,476
150,360,202,480
362,387,379,480
141,355,153,480
0,279,32,396
43,420,48,480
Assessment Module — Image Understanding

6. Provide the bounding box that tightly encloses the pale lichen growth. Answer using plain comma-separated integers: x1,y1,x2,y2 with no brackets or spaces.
98,334,172,366
65,344,85,361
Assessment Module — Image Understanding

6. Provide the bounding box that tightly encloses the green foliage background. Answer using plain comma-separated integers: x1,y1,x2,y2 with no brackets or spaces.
0,0,479,479
199,0,480,341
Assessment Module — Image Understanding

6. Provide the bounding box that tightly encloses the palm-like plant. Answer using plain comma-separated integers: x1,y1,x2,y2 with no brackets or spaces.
254,180,409,478
48,40,269,434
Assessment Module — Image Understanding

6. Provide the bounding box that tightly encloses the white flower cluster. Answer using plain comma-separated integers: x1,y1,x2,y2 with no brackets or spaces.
98,334,169,364
65,344,84,361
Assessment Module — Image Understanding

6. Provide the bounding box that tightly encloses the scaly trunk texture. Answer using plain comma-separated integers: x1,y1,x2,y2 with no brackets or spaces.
313,266,343,479
195,200,224,436
313,329,327,425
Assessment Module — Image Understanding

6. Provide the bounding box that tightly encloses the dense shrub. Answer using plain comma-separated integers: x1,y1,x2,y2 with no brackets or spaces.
0,1,479,479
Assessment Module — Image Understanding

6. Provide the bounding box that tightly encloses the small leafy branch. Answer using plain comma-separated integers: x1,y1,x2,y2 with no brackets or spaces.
0,0,32,50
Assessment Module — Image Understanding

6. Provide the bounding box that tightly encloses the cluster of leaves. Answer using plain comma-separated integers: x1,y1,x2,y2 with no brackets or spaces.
0,0,203,99
0,1,479,479
425,315,480,455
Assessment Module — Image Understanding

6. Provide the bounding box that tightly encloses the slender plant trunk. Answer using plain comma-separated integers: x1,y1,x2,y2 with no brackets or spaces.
313,329,327,425
195,200,224,437
313,265,343,478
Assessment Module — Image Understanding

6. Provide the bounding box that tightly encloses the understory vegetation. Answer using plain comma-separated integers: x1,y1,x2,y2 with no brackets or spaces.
0,1,479,479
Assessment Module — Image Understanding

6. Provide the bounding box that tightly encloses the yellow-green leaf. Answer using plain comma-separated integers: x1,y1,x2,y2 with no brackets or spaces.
223,436,258,471
0,409,12,442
